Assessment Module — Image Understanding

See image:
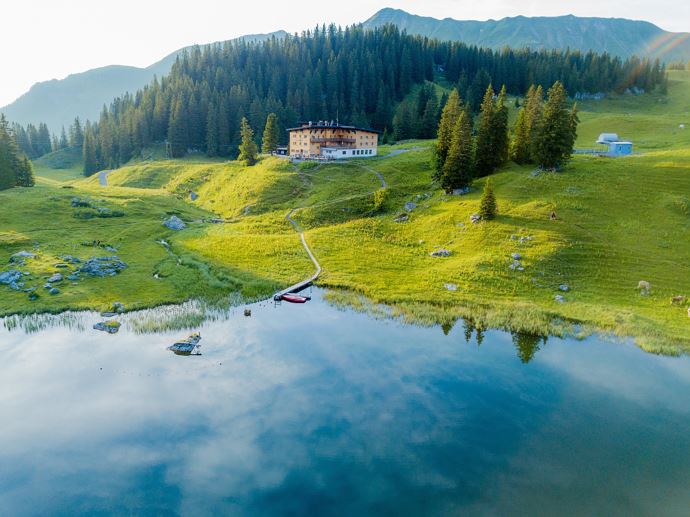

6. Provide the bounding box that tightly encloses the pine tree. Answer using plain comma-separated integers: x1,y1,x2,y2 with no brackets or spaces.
261,113,280,154
492,86,509,168
526,85,545,163
533,81,577,170
69,117,84,148
474,84,497,177
510,105,530,164
59,127,69,149
441,110,474,193
238,117,258,166
478,178,497,220
82,128,99,176
206,103,219,157
15,155,35,187
0,115,19,190
434,89,462,178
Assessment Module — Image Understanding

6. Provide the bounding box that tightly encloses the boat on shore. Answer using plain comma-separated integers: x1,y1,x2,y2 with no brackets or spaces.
279,293,311,304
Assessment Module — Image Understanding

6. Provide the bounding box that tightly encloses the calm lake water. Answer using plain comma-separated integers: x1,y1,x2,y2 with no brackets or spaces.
1,289,689,516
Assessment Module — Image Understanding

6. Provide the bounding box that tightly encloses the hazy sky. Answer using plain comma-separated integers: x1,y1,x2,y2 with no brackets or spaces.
1,0,688,107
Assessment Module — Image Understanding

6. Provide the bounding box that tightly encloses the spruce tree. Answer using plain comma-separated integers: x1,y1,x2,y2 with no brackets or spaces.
474,84,496,177
59,127,69,149
434,89,461,179
533,81,577,170
70,117,84,148
441,110,474,193
15,155,35,187
238,117,258,166
261,113,280,154
479,178,497,220
206,104,219,157
492,86,510,168
526,85,545,163
82,129,99,176
0,115,18,190
510,104,530,164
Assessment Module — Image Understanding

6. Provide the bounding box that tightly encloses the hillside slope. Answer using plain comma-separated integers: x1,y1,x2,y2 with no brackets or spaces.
364,8,690,63
0,31,287,133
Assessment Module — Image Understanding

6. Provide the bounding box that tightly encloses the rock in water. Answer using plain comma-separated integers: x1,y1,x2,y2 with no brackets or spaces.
163,216,186,231
93,320,121,334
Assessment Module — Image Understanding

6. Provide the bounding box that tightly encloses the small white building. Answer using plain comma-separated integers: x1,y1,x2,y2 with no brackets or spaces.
321,147,378,160
596,133,633,157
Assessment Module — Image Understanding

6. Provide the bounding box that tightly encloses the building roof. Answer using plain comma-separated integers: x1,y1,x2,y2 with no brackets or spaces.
597,133,619,144
287,121,382,134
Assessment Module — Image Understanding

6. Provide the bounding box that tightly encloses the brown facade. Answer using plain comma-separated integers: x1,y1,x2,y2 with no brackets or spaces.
288,122,379,158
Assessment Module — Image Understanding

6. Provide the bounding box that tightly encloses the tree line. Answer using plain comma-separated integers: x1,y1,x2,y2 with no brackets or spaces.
9,117,85,160
79,24,665,173
435,81,579,196
0,115,35,191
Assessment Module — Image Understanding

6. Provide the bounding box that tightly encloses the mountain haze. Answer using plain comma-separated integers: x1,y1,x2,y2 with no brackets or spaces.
364,8,690,63
0,31,287,133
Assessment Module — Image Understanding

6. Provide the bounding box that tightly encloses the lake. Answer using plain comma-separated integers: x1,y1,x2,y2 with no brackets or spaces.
1,288,689,516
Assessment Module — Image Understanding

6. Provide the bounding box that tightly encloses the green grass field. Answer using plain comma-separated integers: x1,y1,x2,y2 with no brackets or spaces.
4,71,689,353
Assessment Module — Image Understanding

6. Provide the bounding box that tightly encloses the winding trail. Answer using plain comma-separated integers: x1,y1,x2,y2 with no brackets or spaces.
98,170,113,186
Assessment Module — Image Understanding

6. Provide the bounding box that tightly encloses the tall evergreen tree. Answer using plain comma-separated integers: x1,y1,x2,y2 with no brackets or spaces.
59,127,69,149
441,109,474,193
261,113,280,154
238,117,258,166
492,86,510,168
533,81,578,169
474,84,497,177
69,117,84,148
15,155,35,187
0,115,19,190
82,126,99,176
434,89,462,179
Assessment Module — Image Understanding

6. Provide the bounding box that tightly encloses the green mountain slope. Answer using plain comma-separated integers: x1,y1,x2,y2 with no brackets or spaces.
0,31,287,133
364,8,690,63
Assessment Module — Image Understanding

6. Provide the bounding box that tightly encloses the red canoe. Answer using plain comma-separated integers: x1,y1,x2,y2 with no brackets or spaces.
280,293,310,303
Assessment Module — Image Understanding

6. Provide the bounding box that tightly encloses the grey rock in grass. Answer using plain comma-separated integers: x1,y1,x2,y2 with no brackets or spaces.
394,213,409,223
190,191,199,201
511,252,522,260
452,187,470,196
444,283,458,291
637,280,651,291
67,274,80,281
470,213,481,224
113,302,125,313
47,273,63,283
163,215,186,231
44,283,53,290
430,249,452,257
0,270,23,285
559,284,570,292
404,202,417,212
28,292,39,301
54,263,70,269
9,251,36,264
555,295,565,303
49,288,60,295
61,255,82,264
79,256,128,277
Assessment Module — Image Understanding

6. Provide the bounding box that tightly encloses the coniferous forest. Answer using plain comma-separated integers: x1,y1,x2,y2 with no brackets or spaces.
79,24,667,173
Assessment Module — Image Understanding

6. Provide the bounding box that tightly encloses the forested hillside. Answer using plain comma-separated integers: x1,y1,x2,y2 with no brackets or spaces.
83,24,666,171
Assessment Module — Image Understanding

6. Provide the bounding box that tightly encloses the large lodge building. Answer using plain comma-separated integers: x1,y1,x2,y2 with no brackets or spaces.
288,121,381,159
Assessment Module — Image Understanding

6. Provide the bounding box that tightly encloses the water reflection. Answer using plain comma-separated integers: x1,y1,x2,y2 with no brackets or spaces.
1,289,689,515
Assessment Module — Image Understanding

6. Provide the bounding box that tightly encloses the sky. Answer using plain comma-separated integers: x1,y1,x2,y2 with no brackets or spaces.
1,0,689,107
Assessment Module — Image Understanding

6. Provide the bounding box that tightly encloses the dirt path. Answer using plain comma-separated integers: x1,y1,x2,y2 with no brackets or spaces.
98,170,112,186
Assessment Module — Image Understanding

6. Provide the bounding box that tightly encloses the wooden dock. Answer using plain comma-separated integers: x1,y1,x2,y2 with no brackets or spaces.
273,209,322,300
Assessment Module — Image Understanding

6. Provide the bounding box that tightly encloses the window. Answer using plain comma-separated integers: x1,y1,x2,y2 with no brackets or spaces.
342,151,346,155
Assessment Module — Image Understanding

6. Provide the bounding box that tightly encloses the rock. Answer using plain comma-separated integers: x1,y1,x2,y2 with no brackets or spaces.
49,288,60,295
555,295,565,303
452,187,470,196
509,260,522,271
470,213,481,224
0,270,23,286
9,251,36,264
637,280,651,290
244,309,252,317
28,292,39,301
444,283,458,291
104,246,118,252
430,249,452,257
190,191,199,201
163,215,186,231
93,320,121,334
44,283,53,290
511,253,522,260
54,263,70,269
510,234,518,240
47,273,63,283
559,284,570,292
671,295,686,305
404,202,417,212
71,197,91,208
113,302,125,313
67,274,80,281
61,255,82,264
393,213,409,223
78,256,128,277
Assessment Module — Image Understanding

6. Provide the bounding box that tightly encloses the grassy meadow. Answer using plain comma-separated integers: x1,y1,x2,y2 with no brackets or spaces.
2,71,689,352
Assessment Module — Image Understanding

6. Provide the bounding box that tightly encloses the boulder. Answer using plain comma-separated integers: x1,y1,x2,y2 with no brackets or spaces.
559,284,570,292
671,295,686,305
93,321,121,334
403,202,417,212
113,301,125,313
470,213,481,224
190,191,199,201
555,295,565,303
511,253,522,260
78,256,127,277
49,288,60,295
54,263,70,269
28,292,39,301
430,249,452,257
9,251,36,264
67,274,80,281
163,215,186,231
452,187,470,196
47,273,63,283
0,270,23,286
444,283,458,291
637,280,651,291
393,213,409,223
60,255,82,264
